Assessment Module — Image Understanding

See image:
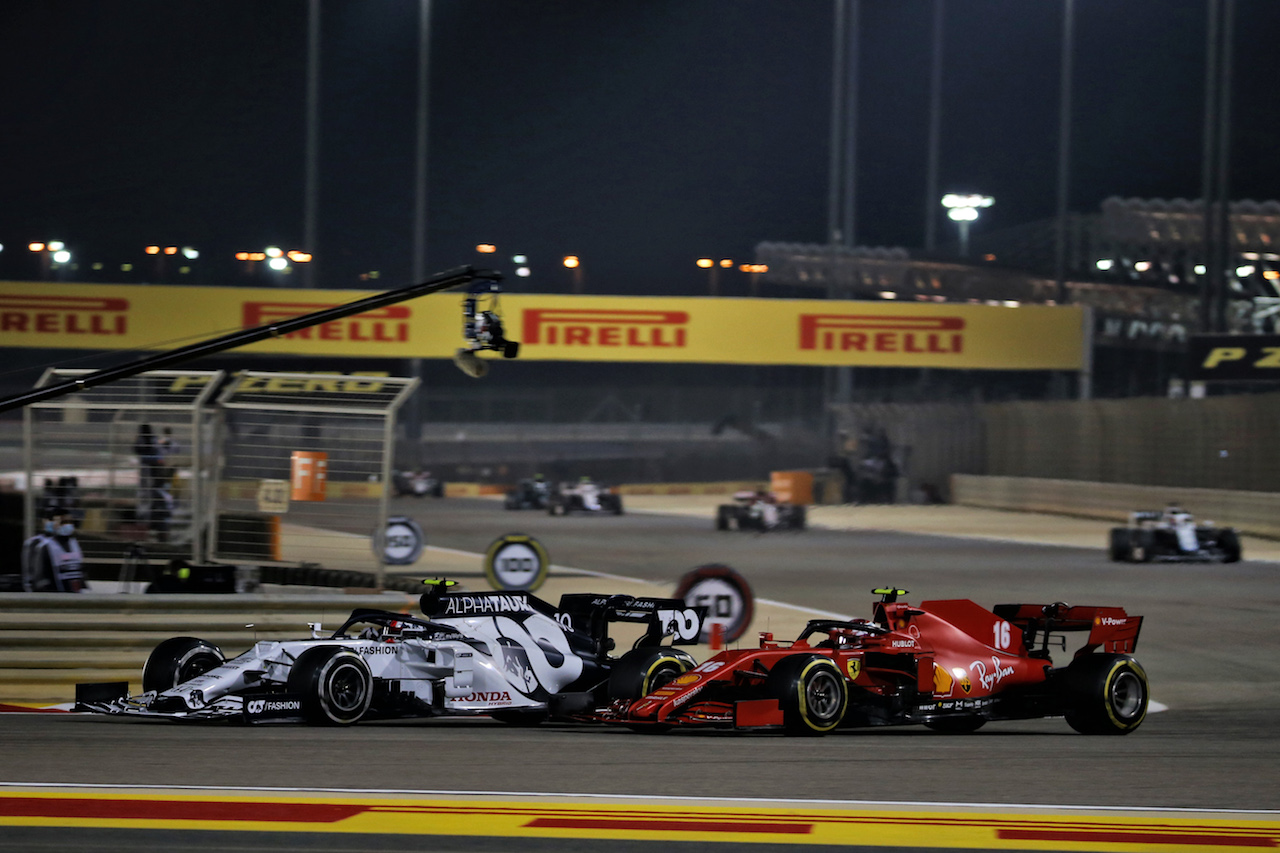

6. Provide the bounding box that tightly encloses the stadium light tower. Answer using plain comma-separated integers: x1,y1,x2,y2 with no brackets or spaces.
941,193,993,258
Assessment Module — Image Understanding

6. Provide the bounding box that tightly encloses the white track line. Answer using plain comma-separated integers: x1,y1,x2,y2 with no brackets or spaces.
0,781,1268,814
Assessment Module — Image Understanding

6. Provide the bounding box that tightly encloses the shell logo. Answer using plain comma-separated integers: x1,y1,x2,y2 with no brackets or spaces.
672,673,700,686
933,663,954,696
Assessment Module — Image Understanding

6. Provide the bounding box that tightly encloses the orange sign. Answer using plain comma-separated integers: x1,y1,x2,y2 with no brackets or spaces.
290,451,328,502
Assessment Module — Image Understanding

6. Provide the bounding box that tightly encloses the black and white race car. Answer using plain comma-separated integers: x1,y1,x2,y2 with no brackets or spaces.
504,477,551,510
715,490,806,532
1108,506,1242,563
392,470,445,498
548,478,623,516
76,581,704,726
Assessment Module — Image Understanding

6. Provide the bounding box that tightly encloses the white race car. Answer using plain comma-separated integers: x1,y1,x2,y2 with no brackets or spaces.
548,478,623,515
1108,506,1242,563
76,581,703,725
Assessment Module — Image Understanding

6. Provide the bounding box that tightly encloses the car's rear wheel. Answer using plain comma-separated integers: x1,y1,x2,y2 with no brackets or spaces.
607,648,692,700
142,637,225,693
715,506,732,530
1220,529,1242,562
768,655,847,736
1107,528,1132,561
608,649,691,734
287,646,373,726
1063,654,1148,735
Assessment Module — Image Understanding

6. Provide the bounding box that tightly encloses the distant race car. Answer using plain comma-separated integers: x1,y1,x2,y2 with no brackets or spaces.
1109,506,1241,563
76,581,703,726
595,587,1148,737
548,478,623,516
392,470,444,498
505,477,551,510
715,490,806,532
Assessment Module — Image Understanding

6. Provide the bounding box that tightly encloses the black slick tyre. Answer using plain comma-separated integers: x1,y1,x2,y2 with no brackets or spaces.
1220,529,1242,563
767,655,847,735
1107,528,1131,561
142,637,226,693
287,646,373,726
607,648,691,700
1063,654,1149,735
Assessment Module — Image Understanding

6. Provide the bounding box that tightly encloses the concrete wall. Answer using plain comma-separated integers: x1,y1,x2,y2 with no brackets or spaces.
952,474,1280,539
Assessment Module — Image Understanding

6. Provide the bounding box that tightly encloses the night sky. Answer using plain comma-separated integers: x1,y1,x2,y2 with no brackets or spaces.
2,0,1278,296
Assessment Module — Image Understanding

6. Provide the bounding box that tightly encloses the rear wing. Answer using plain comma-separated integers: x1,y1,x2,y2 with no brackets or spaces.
993,603,1143,656
558,593,706,645
420,585,705,646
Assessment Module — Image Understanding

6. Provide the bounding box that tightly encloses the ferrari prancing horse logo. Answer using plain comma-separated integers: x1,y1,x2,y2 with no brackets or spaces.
845,659,861,681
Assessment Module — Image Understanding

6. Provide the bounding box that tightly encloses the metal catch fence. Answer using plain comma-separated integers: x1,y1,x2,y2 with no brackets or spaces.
23,369,417,587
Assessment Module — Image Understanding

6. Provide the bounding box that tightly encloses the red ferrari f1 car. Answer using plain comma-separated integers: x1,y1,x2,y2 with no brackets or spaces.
596,588,1148,736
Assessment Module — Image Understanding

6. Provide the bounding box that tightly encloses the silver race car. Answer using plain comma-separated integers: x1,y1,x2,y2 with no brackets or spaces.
1108,505,1242,563
76,581,704,725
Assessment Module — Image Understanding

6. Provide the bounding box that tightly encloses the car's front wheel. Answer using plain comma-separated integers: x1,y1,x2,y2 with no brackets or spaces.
1063,654,1148,735
768,655,848,736
287,646,373,726
142,637,226,693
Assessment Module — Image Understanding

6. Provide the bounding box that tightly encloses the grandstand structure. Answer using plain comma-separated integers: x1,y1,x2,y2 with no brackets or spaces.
756,196,1280,348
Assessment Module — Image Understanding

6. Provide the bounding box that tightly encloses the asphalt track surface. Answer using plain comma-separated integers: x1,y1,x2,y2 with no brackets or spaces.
3,496,1278,850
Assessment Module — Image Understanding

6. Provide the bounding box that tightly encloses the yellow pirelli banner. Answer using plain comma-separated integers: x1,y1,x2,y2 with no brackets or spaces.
0,281,1086,370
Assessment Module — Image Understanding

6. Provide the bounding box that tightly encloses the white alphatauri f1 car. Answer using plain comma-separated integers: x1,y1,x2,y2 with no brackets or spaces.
75,581,704,726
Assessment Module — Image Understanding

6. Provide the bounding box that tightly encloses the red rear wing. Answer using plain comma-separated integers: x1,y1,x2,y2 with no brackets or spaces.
993,603,1143,655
